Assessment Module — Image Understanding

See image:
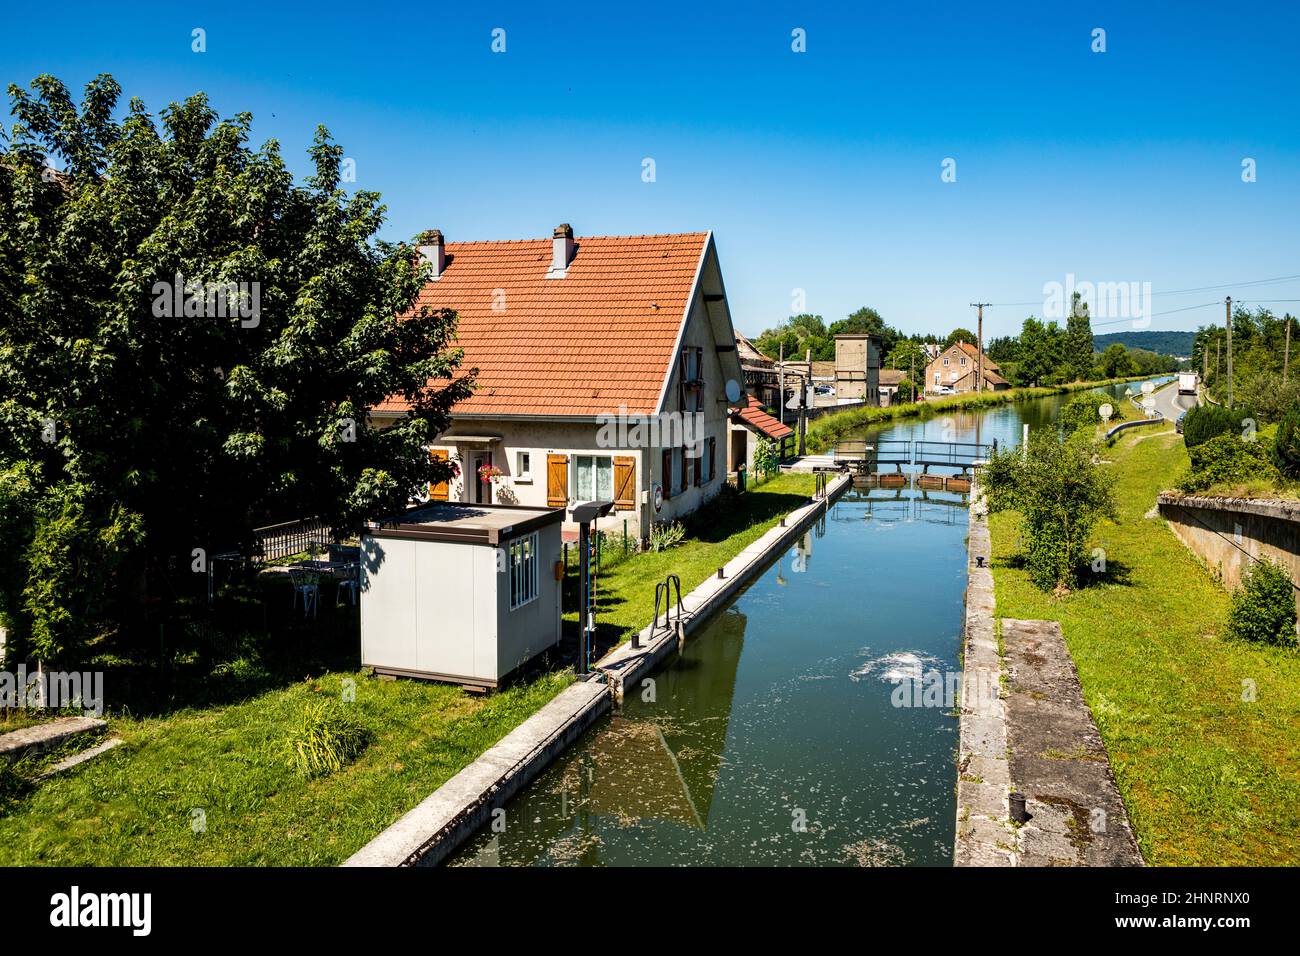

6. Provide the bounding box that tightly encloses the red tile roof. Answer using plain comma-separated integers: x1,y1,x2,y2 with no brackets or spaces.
379,232,711,417
953,341,1000,371
731,396,794,440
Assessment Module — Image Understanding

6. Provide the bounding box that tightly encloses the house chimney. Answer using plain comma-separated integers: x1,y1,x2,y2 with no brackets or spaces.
547,223,576,278
418,229,446,279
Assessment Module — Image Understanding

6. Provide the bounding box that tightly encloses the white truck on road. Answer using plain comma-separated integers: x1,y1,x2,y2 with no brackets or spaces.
1178,372,1198,395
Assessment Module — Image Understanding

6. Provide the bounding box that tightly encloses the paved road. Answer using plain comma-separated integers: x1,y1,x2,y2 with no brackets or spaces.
1131,379,1198,422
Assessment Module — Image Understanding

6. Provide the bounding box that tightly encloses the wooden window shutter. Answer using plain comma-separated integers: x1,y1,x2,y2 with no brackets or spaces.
661,448,673,499
709,436,717,482
428,448,449,501
681,447,690,490
613,457,636,511
678,350,688,412
546,454,568,509
693,447,702,486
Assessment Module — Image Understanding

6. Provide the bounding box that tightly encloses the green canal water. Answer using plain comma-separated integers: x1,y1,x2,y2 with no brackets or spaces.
450,378,1170,867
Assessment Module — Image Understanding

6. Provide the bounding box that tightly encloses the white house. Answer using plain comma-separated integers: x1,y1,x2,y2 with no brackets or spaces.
370,225,746,542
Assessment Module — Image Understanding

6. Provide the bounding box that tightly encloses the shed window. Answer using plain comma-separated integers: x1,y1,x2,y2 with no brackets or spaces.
572,455,613,501
509,532,539,610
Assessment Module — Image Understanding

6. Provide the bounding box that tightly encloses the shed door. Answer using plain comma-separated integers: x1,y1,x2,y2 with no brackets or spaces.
547,454,568,508
613,456,636,511
429,448,449,501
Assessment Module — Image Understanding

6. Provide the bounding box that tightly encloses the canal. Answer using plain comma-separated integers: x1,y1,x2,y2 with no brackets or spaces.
449,378,1169,867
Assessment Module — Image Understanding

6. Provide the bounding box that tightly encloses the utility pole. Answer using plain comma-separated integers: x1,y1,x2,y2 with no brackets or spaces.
1226,296,1234,408
970,303,991,393
798,348,810,455
1285,317,1292,385
778,342,785,426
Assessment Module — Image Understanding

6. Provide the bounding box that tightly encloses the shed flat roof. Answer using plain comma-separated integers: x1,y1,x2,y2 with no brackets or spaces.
366,502,562,545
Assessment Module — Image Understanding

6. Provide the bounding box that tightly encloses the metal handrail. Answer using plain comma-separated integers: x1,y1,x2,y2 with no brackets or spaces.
648,573,684,649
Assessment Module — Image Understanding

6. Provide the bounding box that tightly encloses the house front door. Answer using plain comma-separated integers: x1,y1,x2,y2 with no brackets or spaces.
732,434,747,473
473,452,492,504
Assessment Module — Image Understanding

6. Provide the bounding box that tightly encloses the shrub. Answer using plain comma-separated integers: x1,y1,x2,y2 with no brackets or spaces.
1235,371,1300,425
753,437,781,479
1226,558,1297,646
647,521,686,553
1182,403,1251,448
285,699,370,778
1178,433,1279,493
1058,390,1125,434
1271,409,1300,479
981,430,1117,592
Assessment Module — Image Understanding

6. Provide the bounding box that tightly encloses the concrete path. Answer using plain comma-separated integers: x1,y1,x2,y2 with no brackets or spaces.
1002,618,1143,866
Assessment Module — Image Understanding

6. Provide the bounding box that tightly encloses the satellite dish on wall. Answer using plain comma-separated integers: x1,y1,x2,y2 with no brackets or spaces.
725,379,742,403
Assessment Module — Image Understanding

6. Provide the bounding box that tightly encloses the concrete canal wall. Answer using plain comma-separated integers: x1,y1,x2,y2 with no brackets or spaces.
956,479,1144,866
953,482,1015,865
1158,493,1300,625
344,472,852,867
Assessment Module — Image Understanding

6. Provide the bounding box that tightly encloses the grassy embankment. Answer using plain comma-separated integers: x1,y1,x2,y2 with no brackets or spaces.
571,472,817,653
806,376,1156,452
0,473,816,865
988,424,1300,865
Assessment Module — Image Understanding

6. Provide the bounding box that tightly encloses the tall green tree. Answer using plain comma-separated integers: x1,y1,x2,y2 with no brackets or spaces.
0,74,471,662
1064,292,1094,381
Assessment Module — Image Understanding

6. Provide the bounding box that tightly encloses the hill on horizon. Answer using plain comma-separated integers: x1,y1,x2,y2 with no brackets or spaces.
1093,330,1194,356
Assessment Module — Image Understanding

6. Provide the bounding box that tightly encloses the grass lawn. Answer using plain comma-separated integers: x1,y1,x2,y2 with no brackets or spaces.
0,668,571,865
989,424,1300,865
0,474,817,865
572,472,817,655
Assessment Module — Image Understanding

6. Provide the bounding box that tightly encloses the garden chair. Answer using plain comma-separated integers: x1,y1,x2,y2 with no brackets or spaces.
335,561,359,607
288,565,320,619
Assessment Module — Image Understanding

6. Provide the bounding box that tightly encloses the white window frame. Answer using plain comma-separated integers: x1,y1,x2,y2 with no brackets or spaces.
509,532,539,610
570,454,614,501
942,357,949,366
516,451,532,483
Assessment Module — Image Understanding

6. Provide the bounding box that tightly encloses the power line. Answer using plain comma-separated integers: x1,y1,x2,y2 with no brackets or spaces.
987,273,1300,309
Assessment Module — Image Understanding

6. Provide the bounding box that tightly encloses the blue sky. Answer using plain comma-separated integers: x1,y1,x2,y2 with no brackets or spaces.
4,1,1298,339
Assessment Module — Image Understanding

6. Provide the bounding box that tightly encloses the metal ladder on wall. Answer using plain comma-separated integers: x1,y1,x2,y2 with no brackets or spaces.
644,573,684,651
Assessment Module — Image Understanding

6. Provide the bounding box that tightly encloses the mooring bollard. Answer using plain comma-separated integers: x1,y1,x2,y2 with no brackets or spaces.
1009,791,1028,823
976,555,986,568
717,567,724,579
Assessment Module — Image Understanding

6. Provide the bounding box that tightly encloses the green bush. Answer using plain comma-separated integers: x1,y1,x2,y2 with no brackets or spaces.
1182,404,1251,448
981,430,1117,592
1178,433,1279,493
1271,409,1300,479
1226,558,1297,646
285,699,370,779
1058,390,1125,434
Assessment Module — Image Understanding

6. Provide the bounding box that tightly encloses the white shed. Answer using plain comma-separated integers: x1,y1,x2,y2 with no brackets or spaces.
360,502,564,690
